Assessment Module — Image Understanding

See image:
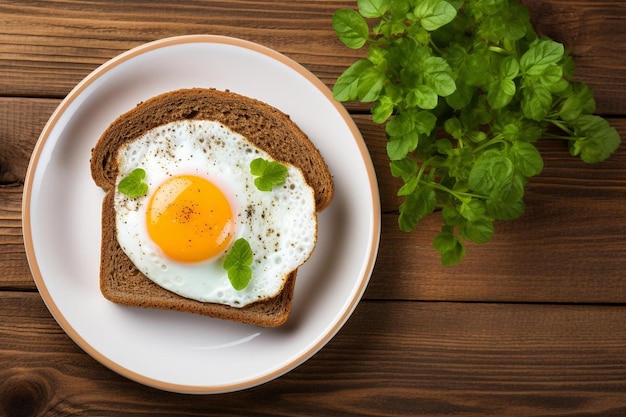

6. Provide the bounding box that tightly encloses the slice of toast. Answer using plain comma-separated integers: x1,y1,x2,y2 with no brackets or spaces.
90,88,333,327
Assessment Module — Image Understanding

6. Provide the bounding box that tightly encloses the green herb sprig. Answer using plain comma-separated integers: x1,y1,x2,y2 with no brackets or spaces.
223,238,253,290
118,168,148,198
332,0,621,265
250,158,288,191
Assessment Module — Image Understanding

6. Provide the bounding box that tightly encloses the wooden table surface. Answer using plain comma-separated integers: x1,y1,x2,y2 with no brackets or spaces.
1,1,626,416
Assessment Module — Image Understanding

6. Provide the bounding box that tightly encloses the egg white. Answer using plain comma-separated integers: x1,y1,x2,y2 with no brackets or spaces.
113,120,317,307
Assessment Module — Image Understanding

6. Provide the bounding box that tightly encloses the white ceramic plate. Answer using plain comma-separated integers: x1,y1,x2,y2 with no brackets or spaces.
22,35,380,394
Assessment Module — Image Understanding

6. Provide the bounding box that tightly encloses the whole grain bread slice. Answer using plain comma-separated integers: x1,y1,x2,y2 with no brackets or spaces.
91,88,333,327
92,88,333,211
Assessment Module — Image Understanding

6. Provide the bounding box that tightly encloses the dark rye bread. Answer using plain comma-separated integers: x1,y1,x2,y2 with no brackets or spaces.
90,88,334,327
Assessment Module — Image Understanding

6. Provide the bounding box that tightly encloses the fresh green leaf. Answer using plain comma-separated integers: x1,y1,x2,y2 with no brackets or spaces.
497,116,543,143
436,137,454,152
441,205,462,225
444,117,464,139
250,158,288,191
222,238,253,291
390,157,418,181
538,64,563,87
521,83,552,121
414,0,457,31
385,110,436,159
509,142,543,177
504,3,531,41
367,44,387,66
468,149,514,196
332,9,370,49
407,84,439,109
413,110,438,134
560,82,596,121
356,64,386,102
446,82,474,110
493,171,526,203
357,0,388,18
423,56,457,96
333,59,372,101
398,185,436,231
486,198,525,221
387,132,418,160
569,115,622,163
460,218,494,244
491,57,519,109
433,227,465,266
467,130,487,143
118,168,148,198
459,199,488,222
500,56,520,79
397,175,420,196
520,39,565,76
433,226,457,252
372,95,395,123
386,112,414,137
488,78,516,109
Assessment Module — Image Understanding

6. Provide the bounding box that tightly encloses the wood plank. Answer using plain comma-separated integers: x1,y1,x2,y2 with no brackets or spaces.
0,186,28,290
369,209,626,303
0,97,57,184
0,1,625,114
0,292,625,416
0,98,57,290
0,0,363,98
1,98,625,302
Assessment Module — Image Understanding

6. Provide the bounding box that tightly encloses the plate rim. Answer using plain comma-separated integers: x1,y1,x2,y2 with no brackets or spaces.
21,34,381,393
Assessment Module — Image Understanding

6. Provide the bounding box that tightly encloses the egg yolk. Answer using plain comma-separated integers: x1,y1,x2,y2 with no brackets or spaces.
146,175,234,263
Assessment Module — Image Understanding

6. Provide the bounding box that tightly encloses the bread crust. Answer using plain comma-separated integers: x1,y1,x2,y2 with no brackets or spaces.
91,88,333,327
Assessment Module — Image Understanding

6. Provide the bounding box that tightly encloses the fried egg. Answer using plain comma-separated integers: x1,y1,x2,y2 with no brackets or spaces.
113,120,317,307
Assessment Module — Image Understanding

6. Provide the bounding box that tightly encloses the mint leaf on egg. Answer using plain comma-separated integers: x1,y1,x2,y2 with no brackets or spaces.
223,238,253,291
250,158,288,191
118,168,148,198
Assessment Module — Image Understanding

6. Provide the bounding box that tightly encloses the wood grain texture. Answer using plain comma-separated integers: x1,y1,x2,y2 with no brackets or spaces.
0,98,56,185
1,1,625,415
0,0,625,113
0,0,362,98
1,292,625,417
0,98,57,290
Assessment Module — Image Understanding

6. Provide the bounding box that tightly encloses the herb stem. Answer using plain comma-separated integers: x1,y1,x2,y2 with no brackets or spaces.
430,40,443,55
543,132,578,141
473,134,505,153
423,180,487,201
488,45,509,55
546,119,575,136
416,156,439,183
